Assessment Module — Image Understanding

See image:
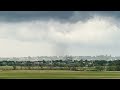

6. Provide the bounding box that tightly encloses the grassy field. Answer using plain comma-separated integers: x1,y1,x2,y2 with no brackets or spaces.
0,70,120,79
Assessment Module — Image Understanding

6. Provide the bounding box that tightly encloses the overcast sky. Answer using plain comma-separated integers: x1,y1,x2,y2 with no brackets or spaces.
0,11,120,57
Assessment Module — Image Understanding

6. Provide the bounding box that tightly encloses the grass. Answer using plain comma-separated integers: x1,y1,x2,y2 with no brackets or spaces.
0,70,120,79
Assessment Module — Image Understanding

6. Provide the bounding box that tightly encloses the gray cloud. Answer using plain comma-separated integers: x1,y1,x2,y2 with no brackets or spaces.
0,11,73,22
0,11,119,56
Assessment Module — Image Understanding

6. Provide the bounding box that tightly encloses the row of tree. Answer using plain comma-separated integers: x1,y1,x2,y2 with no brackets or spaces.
0,58,120,71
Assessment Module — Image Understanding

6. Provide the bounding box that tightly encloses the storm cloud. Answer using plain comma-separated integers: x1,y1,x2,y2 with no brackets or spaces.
0,11,120,57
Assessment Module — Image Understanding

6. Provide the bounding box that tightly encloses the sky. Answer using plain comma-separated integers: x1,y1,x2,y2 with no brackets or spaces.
0,11,120,57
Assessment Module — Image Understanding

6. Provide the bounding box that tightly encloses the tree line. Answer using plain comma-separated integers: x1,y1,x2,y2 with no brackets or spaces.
0,59,120,71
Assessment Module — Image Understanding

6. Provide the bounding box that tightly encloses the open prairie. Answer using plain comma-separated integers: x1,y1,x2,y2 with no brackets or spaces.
0,70,120,79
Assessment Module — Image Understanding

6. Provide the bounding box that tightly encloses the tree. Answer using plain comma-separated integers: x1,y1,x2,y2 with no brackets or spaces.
20,61,24,70
13,65,16,70
106,66,116,71
12,61,16,70
38,61,43,70
95,66,105,71
0,61,2,66
26,61,31,70
71,66,78,71
115,65,120,71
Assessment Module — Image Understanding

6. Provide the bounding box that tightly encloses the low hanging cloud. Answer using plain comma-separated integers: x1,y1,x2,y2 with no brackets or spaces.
0,12,120,57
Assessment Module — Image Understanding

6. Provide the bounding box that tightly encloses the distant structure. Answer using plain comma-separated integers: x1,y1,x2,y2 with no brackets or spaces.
0,55,119,61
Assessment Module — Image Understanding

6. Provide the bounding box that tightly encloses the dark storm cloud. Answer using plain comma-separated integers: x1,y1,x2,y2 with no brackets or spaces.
0,11,120,22
70,11,120,22
0,11,120,56
0,11,73,22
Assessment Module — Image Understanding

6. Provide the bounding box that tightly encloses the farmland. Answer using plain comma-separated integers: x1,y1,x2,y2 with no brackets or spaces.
0,56,120,79
0,70,120,79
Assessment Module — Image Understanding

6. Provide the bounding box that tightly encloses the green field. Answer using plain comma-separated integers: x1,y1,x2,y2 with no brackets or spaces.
0,70,120,79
